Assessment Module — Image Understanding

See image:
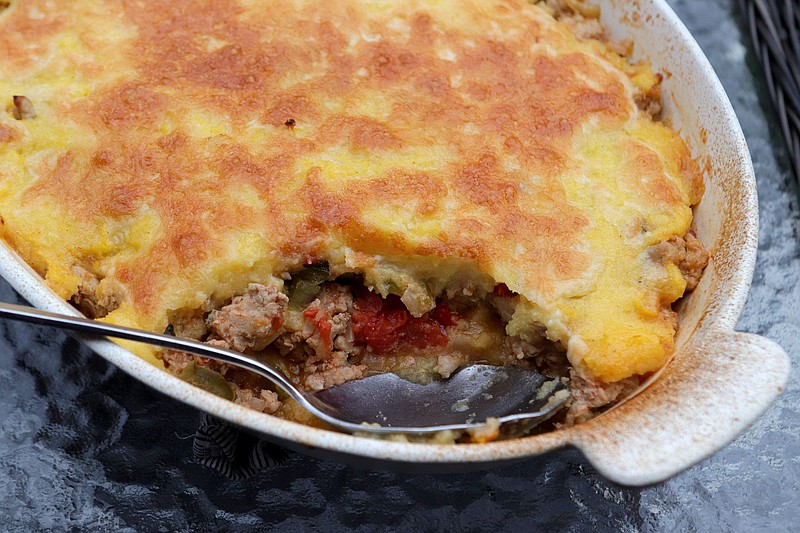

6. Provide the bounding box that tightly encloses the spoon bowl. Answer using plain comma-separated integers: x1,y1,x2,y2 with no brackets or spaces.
312,365,569,433
0,301,570,435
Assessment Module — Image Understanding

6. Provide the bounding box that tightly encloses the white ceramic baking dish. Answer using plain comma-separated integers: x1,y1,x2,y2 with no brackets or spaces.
0,0,790,486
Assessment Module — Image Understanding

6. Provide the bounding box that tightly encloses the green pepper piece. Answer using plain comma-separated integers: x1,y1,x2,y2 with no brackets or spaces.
287,262,330,310
180,361,235,401
292,262,330,285
288,279,323,310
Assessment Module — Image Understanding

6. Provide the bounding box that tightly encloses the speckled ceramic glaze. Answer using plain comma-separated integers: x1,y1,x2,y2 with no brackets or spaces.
0,0,789,486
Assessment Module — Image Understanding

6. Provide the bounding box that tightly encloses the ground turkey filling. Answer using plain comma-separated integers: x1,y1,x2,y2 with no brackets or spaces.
156,231,707,429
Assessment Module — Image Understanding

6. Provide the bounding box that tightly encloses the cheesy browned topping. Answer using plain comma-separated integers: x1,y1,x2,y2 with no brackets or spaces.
0,0,703,384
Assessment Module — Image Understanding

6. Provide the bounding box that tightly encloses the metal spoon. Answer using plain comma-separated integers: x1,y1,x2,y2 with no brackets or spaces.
0,301,570,435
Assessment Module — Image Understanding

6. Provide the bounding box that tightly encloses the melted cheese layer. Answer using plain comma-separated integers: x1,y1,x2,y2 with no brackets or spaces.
0,0,703,382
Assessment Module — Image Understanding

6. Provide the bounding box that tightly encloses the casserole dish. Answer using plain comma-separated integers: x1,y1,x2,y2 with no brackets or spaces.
0,0,789,485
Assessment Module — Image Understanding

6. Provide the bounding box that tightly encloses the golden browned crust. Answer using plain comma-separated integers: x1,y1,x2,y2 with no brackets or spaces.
0,0,704,383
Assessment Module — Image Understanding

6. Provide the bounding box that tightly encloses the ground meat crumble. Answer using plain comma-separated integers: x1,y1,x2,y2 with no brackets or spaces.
207,284,288,352
649,232,709,291
563,370,641,426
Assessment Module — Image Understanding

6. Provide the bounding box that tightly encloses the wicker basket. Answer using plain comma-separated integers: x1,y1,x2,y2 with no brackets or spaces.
740,0,800,184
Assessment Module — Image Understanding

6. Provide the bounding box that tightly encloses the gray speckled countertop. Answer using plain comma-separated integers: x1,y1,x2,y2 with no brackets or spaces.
1,0,799,531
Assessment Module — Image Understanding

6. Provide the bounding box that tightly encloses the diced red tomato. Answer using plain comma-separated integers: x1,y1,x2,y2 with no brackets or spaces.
350,288,453,353
304,307,333,353
429,301,455,327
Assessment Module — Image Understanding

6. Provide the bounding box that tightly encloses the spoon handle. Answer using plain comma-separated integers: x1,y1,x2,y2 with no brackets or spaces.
0,300,307,408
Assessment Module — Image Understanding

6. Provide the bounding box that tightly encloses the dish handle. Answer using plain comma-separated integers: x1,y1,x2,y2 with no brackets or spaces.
568,330,790,486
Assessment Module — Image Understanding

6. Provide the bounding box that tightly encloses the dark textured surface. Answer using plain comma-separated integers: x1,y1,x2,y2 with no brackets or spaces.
1,1,799,531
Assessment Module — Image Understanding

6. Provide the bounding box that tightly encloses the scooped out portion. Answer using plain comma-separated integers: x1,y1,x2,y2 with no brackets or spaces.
158,235,706,433
161,267,530,427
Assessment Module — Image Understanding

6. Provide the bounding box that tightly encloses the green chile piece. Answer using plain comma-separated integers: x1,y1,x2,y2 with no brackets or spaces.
180,361,235,401
287,262,330,310
288,279,323,310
